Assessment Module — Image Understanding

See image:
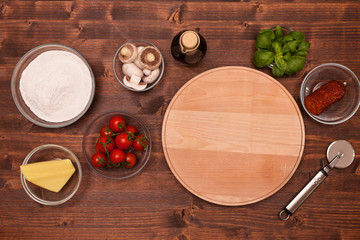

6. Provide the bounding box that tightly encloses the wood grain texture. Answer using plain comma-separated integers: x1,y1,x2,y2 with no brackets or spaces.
1,0,360,239
162,67,304,206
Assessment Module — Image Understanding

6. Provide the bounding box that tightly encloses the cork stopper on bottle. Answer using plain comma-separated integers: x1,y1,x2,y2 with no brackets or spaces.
180,31,200,53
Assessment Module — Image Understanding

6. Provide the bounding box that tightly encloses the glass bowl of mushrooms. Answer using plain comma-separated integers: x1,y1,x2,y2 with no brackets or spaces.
113,40,164,92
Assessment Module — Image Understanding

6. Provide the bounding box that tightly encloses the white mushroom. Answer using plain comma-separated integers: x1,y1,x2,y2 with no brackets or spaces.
134,46,144,69
143,69,152,76
123,76,147,90
118,43,137,63
143,68,160,84
139,46,162,70
129,75,142,85
122,63,143,78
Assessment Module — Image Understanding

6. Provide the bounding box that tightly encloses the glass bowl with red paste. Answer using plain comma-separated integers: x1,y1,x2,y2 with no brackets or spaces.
300,63,360,125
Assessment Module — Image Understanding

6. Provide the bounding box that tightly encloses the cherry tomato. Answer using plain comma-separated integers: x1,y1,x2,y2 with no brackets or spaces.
109,148,125,164
95,136,115,153
125,152,137,168
91,153,107,168
100,125,113,137
109,115,126,133
115,132,133,150
126,125,138,134
132,134,147,151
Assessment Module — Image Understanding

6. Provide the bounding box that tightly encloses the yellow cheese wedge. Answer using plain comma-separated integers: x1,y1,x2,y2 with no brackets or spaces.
20,159,76,193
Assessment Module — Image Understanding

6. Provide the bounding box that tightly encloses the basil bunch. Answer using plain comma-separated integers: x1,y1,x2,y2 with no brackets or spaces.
253,26,310,77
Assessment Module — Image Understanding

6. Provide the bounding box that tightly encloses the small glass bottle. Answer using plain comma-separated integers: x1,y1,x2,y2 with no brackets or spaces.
171,28,207,65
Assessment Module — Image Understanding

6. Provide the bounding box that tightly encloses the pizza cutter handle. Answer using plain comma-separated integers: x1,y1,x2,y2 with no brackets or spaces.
279,170,328,221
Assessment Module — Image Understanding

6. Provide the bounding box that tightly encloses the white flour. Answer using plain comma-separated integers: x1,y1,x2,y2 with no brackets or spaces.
19,50,93,123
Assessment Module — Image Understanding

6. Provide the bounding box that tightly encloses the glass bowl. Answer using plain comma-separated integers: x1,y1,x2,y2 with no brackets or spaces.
20,144,82,205
113,39,164,92
82,111,152,179
300,63,360,124
11,44,95,128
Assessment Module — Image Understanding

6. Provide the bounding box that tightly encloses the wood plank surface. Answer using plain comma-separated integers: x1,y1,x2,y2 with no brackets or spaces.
1,0,360,239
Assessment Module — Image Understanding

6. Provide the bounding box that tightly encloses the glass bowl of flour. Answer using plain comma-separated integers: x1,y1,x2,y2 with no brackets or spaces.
11,44,95,128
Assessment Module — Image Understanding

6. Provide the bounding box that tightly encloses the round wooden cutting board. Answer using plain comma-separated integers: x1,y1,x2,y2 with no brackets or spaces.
162,66,305,206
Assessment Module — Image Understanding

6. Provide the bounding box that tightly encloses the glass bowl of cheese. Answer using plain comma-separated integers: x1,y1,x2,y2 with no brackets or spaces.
20,144,82,205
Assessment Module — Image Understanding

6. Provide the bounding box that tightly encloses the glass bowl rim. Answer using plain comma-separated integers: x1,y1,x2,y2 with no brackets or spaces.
300,63,360,125
20,144,83,205
112,39,164,92
11,43,96,128
82,110,152,179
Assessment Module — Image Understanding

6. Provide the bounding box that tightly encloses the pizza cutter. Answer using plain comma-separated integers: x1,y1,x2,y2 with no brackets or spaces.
279,140,355,220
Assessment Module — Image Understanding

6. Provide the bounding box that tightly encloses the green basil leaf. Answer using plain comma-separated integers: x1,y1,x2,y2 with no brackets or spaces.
282,43,290,54
275,54,287,72
277,37,284,44
289,31,305,41
272,65,285,77
283,52,291,61
272,42,282,54
253,49,275,68
298,41,310,51
275,26,283,39
256,30,275,50
259,29,274,34
283,35,293,42
288,40,301,53
285,56,306,75
295,50,308,56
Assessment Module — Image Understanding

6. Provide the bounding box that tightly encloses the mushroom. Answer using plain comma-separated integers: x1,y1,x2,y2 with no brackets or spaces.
134,46,144,69
118,43,138,63
143,68,152,76
143,68,160,84
129,75,142,85
139,46,162,70
122,63,144,78
123,76,147,91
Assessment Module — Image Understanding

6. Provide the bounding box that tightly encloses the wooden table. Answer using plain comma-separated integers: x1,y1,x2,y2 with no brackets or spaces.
1,0,360,239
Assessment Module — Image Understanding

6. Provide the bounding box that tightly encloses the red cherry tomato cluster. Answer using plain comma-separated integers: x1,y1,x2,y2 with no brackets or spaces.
91,115,148,169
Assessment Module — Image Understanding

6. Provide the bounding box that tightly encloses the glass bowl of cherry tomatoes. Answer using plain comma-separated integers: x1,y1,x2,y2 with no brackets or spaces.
82,111,151,179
